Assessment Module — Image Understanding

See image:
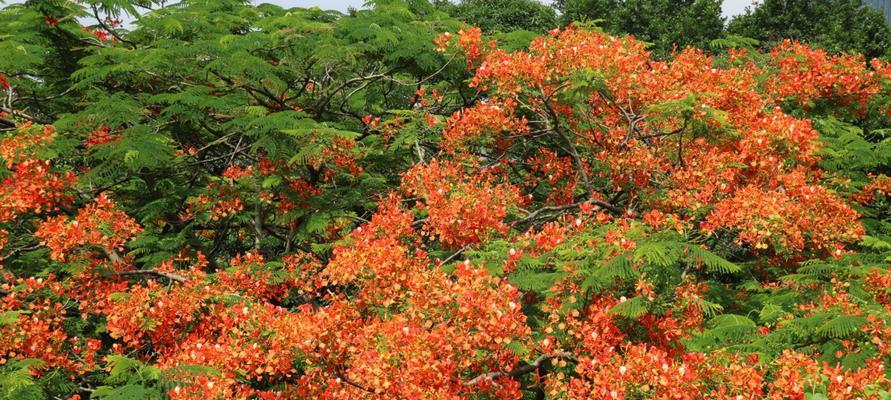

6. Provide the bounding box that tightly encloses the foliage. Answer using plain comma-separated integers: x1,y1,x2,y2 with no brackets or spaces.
555,0,725,55
0,0,891,399
436,0,558,33
728,0,891,60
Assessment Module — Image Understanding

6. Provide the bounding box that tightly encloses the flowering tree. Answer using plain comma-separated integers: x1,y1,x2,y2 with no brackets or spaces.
1,1,891,399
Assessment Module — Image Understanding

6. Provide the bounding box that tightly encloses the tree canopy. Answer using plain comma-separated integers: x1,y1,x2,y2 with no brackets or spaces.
1,0,891,399
436,0,558,33
728,0,891,59
555,0,726,54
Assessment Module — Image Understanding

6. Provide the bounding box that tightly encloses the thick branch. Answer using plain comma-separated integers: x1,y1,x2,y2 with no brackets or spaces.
0,106,45,124
438,244,471,265
464,352,575,387
0,243,41,262
0,115,15,129
515,197,626,225
91,5,136,48
114,269,188,283
333,370,383,396
538,87,593,191
313,72,390,115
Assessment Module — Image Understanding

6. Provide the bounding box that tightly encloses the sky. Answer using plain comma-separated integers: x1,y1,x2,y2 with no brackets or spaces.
275,0,761,18
1,0,763,18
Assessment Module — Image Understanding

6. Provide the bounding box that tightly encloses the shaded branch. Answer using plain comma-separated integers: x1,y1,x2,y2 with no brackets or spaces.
312,71,391,115
0,243,42,262
439,244,471,265
333,370,384,396
515,197,626,225
0,106,46,124
114,269,188,283
464,352,576,387
91,5,136,48
104,248,187,283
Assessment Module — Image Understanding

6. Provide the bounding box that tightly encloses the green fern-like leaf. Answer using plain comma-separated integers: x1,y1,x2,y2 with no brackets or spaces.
682,244,742,274
634,241,679,267
816,315,867,339
0,359,46,400
509,270,565,293
703,314,757,339
105,355,144,383
0,310,26,327
759,304,786,323
797,261,839,276
91,384,163,400
608,296,649,318
581,252,639,292
693,298,724,318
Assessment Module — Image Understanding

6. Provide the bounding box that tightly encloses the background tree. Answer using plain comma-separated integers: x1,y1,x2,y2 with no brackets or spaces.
728,0,891,59
555,0,725,55
434,0,558,33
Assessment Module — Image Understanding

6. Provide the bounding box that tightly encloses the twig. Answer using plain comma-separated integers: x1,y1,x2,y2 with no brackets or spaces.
115,269,188,283
439,244,471,265
464,351,576,387
0,243,42,262
515,198,626,225
313,71,391,115
333,370,383,396
0,106,44,124
415,140,426,164
102,248,188,283
411,218,428,229
91,5,136,48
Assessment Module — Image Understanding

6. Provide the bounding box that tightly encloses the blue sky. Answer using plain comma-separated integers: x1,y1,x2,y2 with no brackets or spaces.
274,0,761,17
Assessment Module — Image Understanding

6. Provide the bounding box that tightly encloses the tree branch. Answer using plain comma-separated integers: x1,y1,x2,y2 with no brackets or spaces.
312,71,391,116
333,370,384,396
515,197,626,225
439,244,471,265
91,5,136,48
0,106,46,124
114,269,188,283
464,352,576,387
0,243,42,262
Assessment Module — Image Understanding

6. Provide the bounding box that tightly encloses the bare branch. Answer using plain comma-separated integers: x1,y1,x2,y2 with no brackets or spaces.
439,244,471,265
91,5,136,48
333,370,385,396
103,248,188,283
0,243,42,262
313,71,391,115
514,197,626,225
0,106,45,124
464,351,576,387
115,269,188,283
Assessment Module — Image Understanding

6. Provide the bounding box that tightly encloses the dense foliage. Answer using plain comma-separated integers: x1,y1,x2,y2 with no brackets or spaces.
436,0,558,33
1,0,891,399
554,0,726,54
728,0,891,60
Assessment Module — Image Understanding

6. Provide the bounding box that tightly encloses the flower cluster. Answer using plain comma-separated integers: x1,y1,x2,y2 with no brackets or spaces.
703,170,863,255
402,159,521,248
441,99,528,150
1,276,101,373
84,124,121,148
0,122,56,167
35,193,142,261
0,159,75,223
767,41,886,112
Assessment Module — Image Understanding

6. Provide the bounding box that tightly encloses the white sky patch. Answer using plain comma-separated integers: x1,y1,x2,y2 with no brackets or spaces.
275,0,761,17
1,0,763,30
